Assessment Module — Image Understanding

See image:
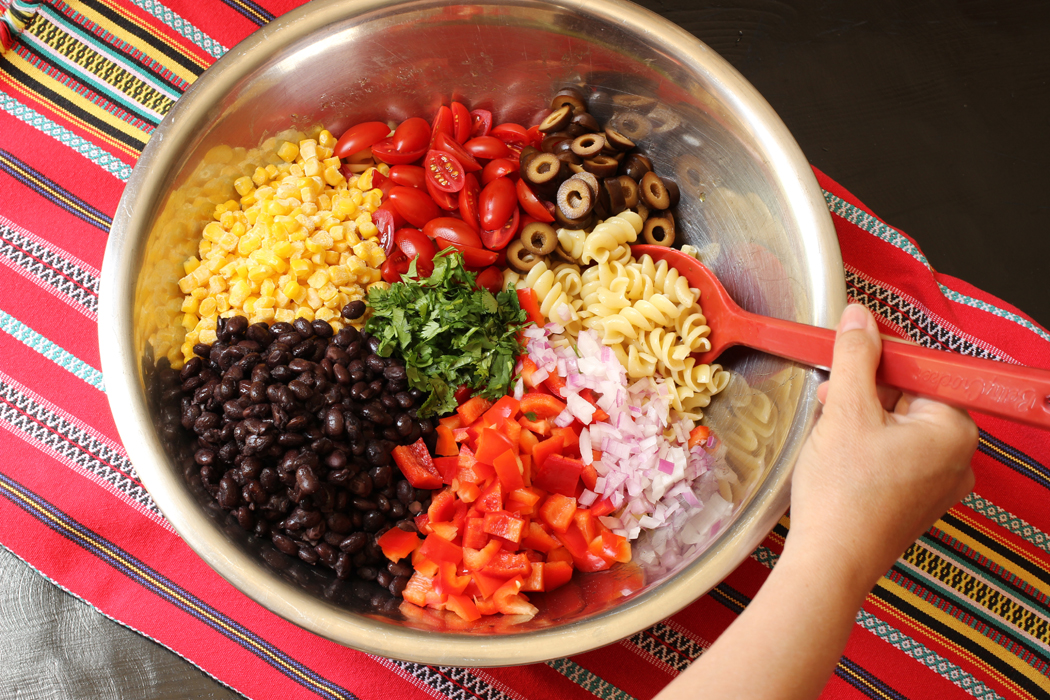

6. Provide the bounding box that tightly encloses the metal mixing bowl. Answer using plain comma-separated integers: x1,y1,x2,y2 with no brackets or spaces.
99,0,844,666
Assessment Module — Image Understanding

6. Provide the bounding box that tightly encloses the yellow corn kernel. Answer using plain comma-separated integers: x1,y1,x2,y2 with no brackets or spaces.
208,275,227,294
259,279,276,297
323,156,341,170
191,287,208,301
242,296,257,314
366,280,390,294
182,312,198,330
327,265,350,286
202,221,224,242
217,231,238,252
229,280,251,307
275,308,295,323
198,297,217,317
376,162,390,176
183,256,201,275
303,157,321,178
318,130,336,148
215,294,230,313
323,250,340,265
277,141,299,162
234,176,255,197
296,307,315,322
199,328,218,345
198,240,214,256
246,264,273,282
310,230,333,249
235,263,249,279
181,296,200,314
318,283,337,302
283,279,301,298
255,296,276,310
288,163,304,178
315,307,337,322
290,259,311,278
290,285,308,305
252,308,276,323
323,166,344,188
252,166,269,186
299,139,317,161
251,249,288,273
358,220,377,240
363,267,382,284
306,269,328,289
306,287,323,310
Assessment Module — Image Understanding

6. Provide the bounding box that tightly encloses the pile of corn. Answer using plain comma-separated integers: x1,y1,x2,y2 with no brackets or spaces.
177,129,390,363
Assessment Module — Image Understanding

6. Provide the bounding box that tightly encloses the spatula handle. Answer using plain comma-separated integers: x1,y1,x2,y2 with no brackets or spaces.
736,312,1050,429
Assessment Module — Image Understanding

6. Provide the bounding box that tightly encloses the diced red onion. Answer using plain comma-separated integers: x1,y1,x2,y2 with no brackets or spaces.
578,489,597,507
513,377,524,400
658,459,675,475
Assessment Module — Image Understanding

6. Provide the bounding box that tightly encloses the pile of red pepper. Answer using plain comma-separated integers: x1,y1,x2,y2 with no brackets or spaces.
333,102,554,294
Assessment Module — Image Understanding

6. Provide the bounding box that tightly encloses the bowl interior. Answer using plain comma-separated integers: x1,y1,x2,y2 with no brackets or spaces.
101,0,844,665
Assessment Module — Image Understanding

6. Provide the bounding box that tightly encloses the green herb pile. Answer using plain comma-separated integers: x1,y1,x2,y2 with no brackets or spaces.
365,250,527,418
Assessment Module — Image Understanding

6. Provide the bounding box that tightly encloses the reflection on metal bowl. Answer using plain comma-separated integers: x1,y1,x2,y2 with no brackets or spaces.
99,0,845,667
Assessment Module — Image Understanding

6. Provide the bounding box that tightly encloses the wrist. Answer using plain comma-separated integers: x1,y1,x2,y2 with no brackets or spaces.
775,530,882,611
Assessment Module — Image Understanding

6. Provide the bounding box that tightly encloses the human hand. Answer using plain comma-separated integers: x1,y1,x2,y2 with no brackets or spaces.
787,304,977,588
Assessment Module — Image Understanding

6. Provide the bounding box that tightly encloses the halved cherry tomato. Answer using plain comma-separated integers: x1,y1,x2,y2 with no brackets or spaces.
480,205,519,250
370,138,427,165
435,238,499,268
470,109,492,138
430,105,454,146
371,203,399,255
395,227,437,277
423,217,483,248
464,135,511,160
526,125,543,148
451,101,472,143
474,266,504,294
387,186,440,228
424,149,466,192
334,121,390,159
478,176,517,231
369,169,397,196
380,250,409,283
516,178,555,222
490,122,529,146
425,174,459,210
390,164,426,189
482,158,519,185
392,116,431,154
434,132,481,171
458,173,482,231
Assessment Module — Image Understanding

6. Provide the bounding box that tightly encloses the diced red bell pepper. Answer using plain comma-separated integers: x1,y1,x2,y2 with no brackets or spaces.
429,521,459,542
578,388,610,423
588,529,632,564
475,479,503,513
401,571,434,606
463,538,501,570
539,493,577,533
433,456,460,484
519,356,542,389
499,415,522,449
435,424,458,456
427,487,456,523
456,395,492,425
519,393,566,419
518,415,550,436
453,383,473,405
492,449,525,492
462,516,488,549
557,521,612,573
474,596,499,616
438,414,462,431
533,453,585,497
546,545,573,565
518,427,540,456
689,424,711,448
376,527,421,562
411,546,439,577
482,510,526,544
590,496,616,518
516,288,544,326
475,427,514,465
434,561,471,596
493,576,538,616
455,480,481,503
521,561,544,592
419,532,463,564
573,508,598,544
472,570,507,598
531,434,563,472
414,512,432,536
445,593,481,622
507,487,543,510
580,462,598,491
483,550,532,579
521,521,560,553
481,395,519,427
456,444,494,485
392,438,442,489
543,371,567,399
543,560,574,591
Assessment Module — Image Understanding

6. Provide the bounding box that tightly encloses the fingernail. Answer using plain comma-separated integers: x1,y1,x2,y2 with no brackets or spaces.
838,304,869,333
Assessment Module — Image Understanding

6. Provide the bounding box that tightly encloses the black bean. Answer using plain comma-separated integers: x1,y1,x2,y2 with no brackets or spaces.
272,533,298,555
193,412,220,433
341,300,366,320
324,406,344,437
366,335,381,354
339,531,367,554
375,569,393,588
298,547,319,565
362,511,385,532
296,466,321,495
217,475,239,509
312,319,333,338
389,576,410,597
193,343,211,358
293,317,315,338
288,358,313,374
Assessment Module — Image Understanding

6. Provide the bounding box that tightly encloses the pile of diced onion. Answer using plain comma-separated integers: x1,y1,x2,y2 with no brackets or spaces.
521,321,731,559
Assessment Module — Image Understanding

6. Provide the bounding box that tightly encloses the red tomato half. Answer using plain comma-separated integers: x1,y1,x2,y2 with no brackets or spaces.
425,175,459,210
470,109,492,138
389,164,426,189
395,227,437,277
434,132,481,172
458,173,481,231
392,117,431,153
371,203,399,255
464,135,511,160
430,105,454,146
451,101,472,143
334,121,390,159
424,149,466,192
478,176,517,231
474,266,504,294
423,217,482,248
387,186,440,228
481,158,519,185
490,123,529,145
434,238,499,268
370,138,427,165
516,178,555,222
480,205,519,250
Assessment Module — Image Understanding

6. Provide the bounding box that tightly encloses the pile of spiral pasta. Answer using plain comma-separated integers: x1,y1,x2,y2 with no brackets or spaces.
506,210,730,421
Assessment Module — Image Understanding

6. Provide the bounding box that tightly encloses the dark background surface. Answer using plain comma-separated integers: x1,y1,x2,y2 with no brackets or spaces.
3,1,1047,698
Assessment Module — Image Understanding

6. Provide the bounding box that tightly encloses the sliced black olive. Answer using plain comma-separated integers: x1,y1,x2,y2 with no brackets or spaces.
611,93,657,114
571,133,605,158
555,208,594,230
506,240,544,272
551,87,587,115
609,112,652,141
594,182,611,221
583,155,619,178
518,147,541,180
566,161,586,175
551,138,576,157
618,175,640,209
571,112,600,133
557,178,595,220
604,127,635,152
569,172,599,198
524,153,563,186
643,214,675,246
539,105,573,133
640,171,671,209
520,222,558,255
620,152,653,181
555,150,582,166
604,177,627,214
541,133,571,154
661,177,681,209
634,202,650,223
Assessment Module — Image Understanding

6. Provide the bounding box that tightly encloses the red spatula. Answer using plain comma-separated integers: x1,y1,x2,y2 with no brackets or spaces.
633,244,1050,430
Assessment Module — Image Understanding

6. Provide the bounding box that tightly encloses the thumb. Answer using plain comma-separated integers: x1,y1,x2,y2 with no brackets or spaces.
824,304,883,420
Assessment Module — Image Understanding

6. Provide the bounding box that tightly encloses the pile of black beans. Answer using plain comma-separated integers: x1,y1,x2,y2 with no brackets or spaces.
177,313,433,608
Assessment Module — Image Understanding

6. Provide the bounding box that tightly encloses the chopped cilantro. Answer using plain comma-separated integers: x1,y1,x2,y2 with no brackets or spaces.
524,412,538,422
365,250,527,418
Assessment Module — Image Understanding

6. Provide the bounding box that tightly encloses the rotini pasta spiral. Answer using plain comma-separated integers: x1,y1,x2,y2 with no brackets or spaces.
578,211,643,264
675,305,712,353
556,228,587,261
524,261,580,332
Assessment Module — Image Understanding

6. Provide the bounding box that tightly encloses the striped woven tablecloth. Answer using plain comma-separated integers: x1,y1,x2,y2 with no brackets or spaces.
1,1,1049,698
